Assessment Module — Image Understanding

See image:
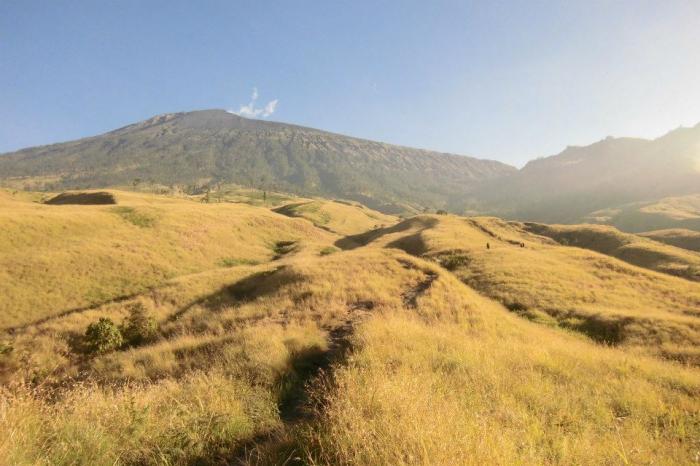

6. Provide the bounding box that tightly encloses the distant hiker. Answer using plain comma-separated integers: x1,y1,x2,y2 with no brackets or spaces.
486,242,490,250
520,242,525,248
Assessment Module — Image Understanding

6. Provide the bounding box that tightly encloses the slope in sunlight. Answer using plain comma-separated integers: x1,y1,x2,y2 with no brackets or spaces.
0,189,335,329
273,198,397,235
585,193,700,233
2,240,698,465
342,214,700,364
641,228,700,252
522,222,700,281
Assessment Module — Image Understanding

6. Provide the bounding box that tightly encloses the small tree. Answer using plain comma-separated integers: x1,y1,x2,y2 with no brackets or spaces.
84,318,123,354
121,303,158,346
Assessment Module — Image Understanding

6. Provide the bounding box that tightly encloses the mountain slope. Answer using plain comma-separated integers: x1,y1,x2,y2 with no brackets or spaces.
0,110,514,213
473,124,700,223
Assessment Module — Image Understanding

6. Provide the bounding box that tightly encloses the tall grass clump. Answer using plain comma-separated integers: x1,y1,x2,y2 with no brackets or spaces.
0,372,279,465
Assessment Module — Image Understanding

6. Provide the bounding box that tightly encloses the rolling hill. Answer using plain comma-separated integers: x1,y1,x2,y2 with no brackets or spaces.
1,191,699,464
521,222,700,280
584,193,700,233
273,198,397,235
640,228,700,252
0,110,514,214
0,189,335,329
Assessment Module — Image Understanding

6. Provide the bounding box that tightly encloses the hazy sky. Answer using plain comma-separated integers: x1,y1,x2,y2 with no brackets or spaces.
2,1,699,166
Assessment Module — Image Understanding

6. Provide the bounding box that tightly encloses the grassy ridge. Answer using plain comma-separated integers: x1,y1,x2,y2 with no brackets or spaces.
349,215,700,364
641,228,700,252
585,193,700,233
273,199,397,235
0,189,334,329
522,222,700,280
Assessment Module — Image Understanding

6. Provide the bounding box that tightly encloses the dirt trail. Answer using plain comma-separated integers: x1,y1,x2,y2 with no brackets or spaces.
232,300,374,464
398,259,439,309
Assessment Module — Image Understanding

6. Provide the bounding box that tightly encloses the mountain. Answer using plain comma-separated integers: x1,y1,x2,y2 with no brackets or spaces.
473,123,700,224
0,110,515,213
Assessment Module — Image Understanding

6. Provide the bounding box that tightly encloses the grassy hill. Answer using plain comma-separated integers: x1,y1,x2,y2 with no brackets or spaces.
584,193,700,233
641,228,700,252
273,199,397,235
0,189,335,329
1,193,699,465
343,214,700,363
0,110,514,214
521,222,700,281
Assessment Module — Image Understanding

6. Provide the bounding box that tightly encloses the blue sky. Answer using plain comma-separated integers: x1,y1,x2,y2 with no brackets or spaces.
2,1,699,166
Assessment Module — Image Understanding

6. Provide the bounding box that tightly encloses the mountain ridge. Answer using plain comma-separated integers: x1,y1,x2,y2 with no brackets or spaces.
0,109,515,213
473,122,700,224
2,110,700,224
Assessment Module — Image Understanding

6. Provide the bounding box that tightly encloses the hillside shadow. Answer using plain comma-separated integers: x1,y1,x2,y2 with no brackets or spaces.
45,191,116,205
335,216,438,251
168,266,304,322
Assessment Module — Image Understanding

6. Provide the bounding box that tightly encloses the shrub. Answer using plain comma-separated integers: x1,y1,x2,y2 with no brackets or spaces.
219,257,260,267
438,252,470,271
320,246,339,256
110,206,156,227
84,318,123,354
0,341,13,355
121,303,158,346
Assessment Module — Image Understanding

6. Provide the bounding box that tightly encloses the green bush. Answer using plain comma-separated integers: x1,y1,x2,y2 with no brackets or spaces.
0,341,13,355
218,257,260,267
121,303,158,346
320,246,339,256
111,206,156,228
438,253,470,271
84,318,123,354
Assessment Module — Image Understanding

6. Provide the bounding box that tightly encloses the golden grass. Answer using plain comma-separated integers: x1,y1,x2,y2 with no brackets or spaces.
641,194,700,220
0,372,279,465
350,215,700,363
641,228,700,253
585,193,700,233
2,193,700,465
302,309,699,465
523,222,700,280
0,189,335,329
274,199,397,235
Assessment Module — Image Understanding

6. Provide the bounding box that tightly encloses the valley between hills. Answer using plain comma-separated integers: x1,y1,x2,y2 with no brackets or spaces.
1,186,699,465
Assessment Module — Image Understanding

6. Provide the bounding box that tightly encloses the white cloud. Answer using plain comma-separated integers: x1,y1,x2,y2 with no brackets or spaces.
229,87,278,118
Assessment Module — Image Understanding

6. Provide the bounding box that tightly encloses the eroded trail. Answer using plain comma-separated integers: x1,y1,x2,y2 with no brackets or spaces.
398,259,439,309
234,259,442,464
232,300,375,465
